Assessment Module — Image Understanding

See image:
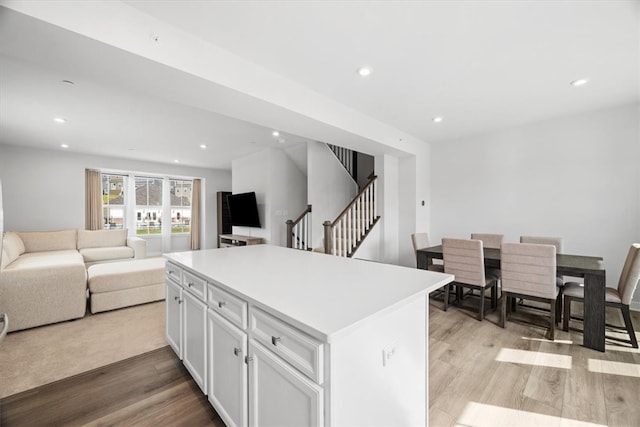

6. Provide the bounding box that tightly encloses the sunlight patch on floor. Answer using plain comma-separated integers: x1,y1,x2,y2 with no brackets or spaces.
603,343,640,353
521,336,573,345
495,348,572,369
454,402,607,427
588,359,640,378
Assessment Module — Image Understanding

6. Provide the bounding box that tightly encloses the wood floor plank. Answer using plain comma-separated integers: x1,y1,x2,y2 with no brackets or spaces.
561,339,608,425
0,347,222,427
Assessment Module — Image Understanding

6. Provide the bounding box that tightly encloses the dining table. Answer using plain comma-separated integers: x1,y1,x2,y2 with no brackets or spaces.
417,245,607,352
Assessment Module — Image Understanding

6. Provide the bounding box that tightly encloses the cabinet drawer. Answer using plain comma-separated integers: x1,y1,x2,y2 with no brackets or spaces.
250,308,323,384
182,270,206,300
208,283,248,330
166,262,182,284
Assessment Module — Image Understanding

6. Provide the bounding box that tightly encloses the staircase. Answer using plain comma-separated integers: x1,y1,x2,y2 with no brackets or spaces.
286,143,379,258
323,175,379,257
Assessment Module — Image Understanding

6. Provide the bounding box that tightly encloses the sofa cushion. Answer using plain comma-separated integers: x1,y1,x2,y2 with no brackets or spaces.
1,232,25,269
3,250,84,270
79,246,135,263
87,258,166,293
18,229,77,253
77,229,127,249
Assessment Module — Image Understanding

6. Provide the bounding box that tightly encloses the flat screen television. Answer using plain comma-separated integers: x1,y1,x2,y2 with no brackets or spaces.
226,191,261,228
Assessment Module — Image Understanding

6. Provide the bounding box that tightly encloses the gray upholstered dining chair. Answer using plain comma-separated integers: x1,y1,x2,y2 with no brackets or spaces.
500,242,558,340
520,235,565,320
471,233,503,283
563,243,640,348
471,233,504,250
411,232,444,272
442,238,497,321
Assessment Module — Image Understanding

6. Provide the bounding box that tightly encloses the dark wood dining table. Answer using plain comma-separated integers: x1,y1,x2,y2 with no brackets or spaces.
417,245,607,352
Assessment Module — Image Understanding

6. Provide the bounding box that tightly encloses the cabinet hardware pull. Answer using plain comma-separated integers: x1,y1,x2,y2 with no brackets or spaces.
218,301,226,308
245,355,254,364
188,282,194,287
234,347,241,356
174,296,180,301
169,270,175,274
271,336,281,346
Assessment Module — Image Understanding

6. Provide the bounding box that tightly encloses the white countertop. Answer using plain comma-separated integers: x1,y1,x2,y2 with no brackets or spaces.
165,245,453,342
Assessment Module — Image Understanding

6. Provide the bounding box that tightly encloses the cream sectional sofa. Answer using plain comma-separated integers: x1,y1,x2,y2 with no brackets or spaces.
77,229,146,266
0,228,146,332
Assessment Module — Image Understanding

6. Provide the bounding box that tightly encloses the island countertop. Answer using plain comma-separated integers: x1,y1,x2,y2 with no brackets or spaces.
165,244,453,342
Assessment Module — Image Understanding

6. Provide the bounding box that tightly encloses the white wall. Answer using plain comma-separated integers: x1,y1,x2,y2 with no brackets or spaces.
431,103,640,306
232,147,307,246
376,154,400,264
307,141,358,248
0,144,231,251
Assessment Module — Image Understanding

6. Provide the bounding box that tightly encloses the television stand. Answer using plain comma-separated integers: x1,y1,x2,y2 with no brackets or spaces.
219,234,264,248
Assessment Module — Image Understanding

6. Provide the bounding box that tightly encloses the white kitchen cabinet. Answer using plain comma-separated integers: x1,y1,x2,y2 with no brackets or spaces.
208,309,248,427
182,289,208,394
248,339,323,427
165,278,182,359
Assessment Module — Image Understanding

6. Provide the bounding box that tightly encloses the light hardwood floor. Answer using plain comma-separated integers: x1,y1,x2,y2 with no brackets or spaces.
429,297,640,427
1,298,638,426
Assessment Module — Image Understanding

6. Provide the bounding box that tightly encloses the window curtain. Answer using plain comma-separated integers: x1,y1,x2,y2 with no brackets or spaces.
85,169,102,230
190,179,201,250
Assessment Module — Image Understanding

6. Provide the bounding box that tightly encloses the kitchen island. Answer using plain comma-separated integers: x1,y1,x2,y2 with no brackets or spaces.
165,244,452,426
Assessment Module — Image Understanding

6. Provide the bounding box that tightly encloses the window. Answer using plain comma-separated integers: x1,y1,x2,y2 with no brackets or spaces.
102,174,125,229
136,177,163,235
170,179,192,234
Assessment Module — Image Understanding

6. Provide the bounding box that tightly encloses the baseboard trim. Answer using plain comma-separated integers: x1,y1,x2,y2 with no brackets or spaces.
631,301,640,312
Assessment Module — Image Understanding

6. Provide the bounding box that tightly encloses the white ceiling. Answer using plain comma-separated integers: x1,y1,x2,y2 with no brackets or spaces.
1,1,638,170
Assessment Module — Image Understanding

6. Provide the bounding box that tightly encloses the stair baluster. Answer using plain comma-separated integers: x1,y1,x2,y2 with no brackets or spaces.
286,205,312,250
323,175,380,257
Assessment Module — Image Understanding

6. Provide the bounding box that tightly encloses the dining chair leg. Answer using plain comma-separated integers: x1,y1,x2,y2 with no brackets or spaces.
500,294,507,328
549,300,556,341
444,284,450,312
563,296,571,332
621,304,639,348
555,291,563,325
478,287,485,321
491,283,497,309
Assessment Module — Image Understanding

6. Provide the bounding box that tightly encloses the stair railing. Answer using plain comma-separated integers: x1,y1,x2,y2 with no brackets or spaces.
323,176,379,257
286,205,312,250
327,144,357,184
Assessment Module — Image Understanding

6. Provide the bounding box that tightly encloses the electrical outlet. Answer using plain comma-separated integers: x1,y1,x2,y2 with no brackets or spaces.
382,345,397,367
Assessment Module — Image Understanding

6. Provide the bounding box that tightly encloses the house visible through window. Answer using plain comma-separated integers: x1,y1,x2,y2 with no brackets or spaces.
136,177,163,235
171,179,192,234
102,174,125,229
101,172,193,235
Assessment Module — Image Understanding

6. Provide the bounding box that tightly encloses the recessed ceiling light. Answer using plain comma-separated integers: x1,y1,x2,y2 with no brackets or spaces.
357,66,373,77
571,78,589,87
199,144,208,149
60,143,69,148
62,80,75,86
272,130,280,137
174,159,180,163
53,117,67,123
433,116,444,123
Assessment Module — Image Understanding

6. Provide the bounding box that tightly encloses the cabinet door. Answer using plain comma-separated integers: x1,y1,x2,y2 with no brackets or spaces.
248,340,323,427
183,290,208,394
166,280,183,359
208,310,248,427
